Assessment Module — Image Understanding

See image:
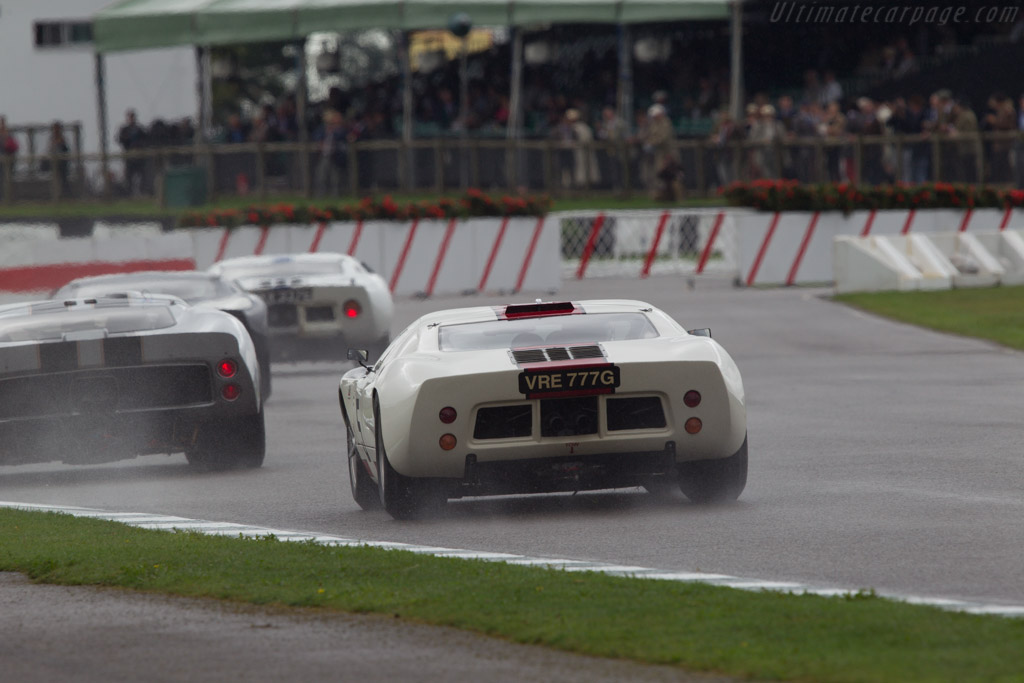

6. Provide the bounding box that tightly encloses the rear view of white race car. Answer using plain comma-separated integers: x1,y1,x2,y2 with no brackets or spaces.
339,300,747,519
0,295,265,470
210,253,393,361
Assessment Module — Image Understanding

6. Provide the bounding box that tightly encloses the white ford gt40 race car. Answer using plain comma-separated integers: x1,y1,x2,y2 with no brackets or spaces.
0,295,265,470
340,300,747,519
210,253,393,361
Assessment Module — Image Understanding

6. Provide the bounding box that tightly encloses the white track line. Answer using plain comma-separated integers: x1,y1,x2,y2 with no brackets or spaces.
4,501,1024,618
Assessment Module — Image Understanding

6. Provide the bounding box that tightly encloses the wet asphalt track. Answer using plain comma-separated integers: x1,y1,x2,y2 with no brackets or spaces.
3,275,1024,610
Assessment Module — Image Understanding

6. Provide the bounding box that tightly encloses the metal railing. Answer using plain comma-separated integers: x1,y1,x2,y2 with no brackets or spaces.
2,130,1023,206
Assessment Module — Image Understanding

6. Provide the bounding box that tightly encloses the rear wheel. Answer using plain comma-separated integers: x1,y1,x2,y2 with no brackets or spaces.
186,411,266,470
677,434,747,503
348,424,381,510
374,395,445,520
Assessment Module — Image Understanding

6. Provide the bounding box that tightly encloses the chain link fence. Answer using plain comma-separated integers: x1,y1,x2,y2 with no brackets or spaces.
554,209,738,280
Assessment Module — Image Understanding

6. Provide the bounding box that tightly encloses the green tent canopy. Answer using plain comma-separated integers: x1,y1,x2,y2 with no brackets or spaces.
94,0,732,52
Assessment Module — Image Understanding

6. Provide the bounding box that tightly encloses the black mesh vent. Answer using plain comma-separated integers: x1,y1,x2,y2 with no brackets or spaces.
569,345,603,359
540,396,598,437
545,347,570,361
512,349,547,364
305,305,335,322
268,303,298,327
474,405,533,439
607,397,666,431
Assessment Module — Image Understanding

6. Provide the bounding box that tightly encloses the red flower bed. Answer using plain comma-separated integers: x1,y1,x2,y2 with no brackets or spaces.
720,180,1016,213
178,191,551,228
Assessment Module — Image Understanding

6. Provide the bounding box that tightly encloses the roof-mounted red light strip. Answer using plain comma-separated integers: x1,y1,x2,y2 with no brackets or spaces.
499,302,578,319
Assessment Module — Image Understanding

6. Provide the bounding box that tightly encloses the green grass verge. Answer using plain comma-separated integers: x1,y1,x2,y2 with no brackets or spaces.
834,286,1024,352
2,508,1022,682
0,194,720,220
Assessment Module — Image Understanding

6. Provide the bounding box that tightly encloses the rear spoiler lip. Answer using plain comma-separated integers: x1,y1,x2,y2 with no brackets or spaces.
495,302,580,320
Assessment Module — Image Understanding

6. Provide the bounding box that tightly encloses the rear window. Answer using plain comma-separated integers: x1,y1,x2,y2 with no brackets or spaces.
64,277,233,303
218,259,347,280
0,306,176,342
438,313,658,351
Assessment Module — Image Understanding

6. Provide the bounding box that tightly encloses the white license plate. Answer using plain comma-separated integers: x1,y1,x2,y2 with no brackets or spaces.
260,287,313,304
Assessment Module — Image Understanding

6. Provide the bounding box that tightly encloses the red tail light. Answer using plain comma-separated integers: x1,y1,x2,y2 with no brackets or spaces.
683,390,701,408
439,406,457,424
684,417,702,434
222,384,241,401
217,359,238,378
343,299,361,318
439,434,457,450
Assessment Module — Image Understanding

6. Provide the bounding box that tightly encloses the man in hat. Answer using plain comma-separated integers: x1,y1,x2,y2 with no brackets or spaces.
643,104,681,200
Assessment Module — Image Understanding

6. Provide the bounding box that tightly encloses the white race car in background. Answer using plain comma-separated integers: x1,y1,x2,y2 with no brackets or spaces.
339,299,747,519
0,295,265,470
211,253,393,361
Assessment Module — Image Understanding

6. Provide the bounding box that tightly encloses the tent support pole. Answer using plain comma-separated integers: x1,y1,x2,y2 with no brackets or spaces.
296,40,311,198
94,52,110,197
400,30,413,192
729,0,744,120
196,45,213,145
507,27,523,190
459,37,469,190
616,24,633,136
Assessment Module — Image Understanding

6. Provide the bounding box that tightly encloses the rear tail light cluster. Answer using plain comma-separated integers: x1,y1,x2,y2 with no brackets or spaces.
217,359,237,378
439,406,457,449
343,299,361,318
218,358,241,400
684,389,702,434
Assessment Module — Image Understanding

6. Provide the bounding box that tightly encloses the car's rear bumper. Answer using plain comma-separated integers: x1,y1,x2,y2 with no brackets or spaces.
453,443,678,497
0,405,238,465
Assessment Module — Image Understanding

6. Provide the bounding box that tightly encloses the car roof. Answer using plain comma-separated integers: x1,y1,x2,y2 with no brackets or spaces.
214,253,353,268
0,295,183,320
63,271,218,287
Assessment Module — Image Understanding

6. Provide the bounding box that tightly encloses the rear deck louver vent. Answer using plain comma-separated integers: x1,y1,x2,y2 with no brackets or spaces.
569,345,603,359
545,347,570,361
512,349,547,364
512,345,605,364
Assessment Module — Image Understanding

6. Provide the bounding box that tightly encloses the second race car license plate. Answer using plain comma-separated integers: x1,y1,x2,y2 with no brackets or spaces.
518,364,620,398
261,287,313,304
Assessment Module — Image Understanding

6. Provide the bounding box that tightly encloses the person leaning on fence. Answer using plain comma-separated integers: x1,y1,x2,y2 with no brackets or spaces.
566,108,600,189
0,116,17,198
314,109,350,196
117,109,147,196
644,104,683,201
45,121,71,198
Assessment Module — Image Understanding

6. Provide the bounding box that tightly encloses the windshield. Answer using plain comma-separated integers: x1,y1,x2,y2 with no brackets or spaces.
438,313,659,351
0,305,177,343
64,277,233,303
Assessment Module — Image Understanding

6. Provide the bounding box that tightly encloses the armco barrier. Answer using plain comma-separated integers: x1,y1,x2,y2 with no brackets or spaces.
0,218,560,297
735,207,1024,286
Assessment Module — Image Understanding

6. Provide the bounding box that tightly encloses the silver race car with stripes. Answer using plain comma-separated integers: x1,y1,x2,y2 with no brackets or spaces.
210,253,393,361
52,270,273,400
340,300,747,519
0,295,265,470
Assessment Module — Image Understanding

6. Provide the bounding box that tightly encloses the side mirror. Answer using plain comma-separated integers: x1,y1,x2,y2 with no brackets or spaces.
688,328,711,338
347,348,369,368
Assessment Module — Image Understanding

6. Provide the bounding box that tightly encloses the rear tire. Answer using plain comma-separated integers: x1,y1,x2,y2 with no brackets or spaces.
186,411,266,470
374,395,445,520
348,424,381,510
677,434,747,503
